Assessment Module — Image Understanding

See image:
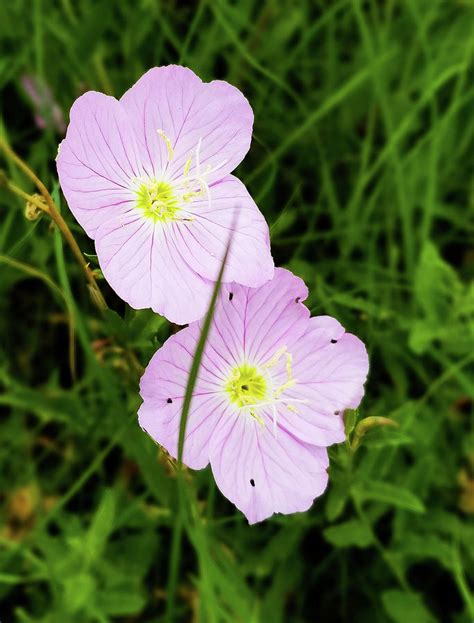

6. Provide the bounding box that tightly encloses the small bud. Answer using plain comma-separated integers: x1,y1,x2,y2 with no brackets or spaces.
91,267,104,280
351,416,399,452
25,193,46,220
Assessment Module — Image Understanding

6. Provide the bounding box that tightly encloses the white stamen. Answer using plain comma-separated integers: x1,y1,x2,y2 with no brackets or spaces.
240,398,309,410
236,346,304,437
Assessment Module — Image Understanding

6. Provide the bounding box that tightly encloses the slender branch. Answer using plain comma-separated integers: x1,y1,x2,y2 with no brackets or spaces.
1,177,48,212
0,137,107,310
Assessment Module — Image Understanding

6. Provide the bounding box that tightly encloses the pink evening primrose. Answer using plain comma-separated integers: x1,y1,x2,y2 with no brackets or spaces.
138,268,369,524
56,66,273,324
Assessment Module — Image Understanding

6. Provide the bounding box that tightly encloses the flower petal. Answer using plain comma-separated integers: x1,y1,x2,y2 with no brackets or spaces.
272,317,369,445
57,91,143,237
209,412,329,524
139,325,229,469
240,267,310,364
120,66,253,183
139,394,229,470
175,175,273,287
189,268,309,375
95,213,215,324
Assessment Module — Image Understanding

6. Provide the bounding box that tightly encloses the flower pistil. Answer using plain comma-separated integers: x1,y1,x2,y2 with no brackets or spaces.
225,346,306,433
134,131,228,224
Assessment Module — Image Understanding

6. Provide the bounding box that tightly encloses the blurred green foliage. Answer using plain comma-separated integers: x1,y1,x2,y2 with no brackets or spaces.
0,0,473,622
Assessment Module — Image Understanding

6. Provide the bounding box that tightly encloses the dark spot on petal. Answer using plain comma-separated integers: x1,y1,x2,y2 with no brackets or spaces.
241,384,249,391
295,297,301,303
250,479,255,487
334,411,340,415
229,292,234,301
331,339,338,344
167,398,173,404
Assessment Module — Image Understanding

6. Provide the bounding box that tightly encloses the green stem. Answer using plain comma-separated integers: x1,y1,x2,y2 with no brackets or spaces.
166,233,232,622
0,138,107,310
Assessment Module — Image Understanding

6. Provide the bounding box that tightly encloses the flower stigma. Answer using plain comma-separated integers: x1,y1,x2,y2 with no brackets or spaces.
225,347,307,434
226,363,267,411
135,179,180,222
133,131,229,224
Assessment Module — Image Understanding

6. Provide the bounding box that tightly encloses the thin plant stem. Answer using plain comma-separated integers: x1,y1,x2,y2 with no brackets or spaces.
0,137,107,310
165,232,233,623
0,177,48,211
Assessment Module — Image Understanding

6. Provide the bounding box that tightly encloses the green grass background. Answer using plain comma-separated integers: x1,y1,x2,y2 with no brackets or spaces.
0,0,473,621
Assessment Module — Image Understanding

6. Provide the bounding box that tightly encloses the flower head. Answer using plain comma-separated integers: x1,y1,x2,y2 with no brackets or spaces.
139,269,369,524
56,66,273,324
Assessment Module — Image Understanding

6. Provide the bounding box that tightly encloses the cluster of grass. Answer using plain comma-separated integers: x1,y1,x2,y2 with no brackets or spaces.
0,0,473,621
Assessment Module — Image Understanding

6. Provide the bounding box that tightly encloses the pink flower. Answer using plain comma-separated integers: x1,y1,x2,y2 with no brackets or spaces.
138,268,369,524
56,66,273,324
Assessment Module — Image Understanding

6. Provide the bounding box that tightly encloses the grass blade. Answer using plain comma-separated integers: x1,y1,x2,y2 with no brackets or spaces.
166,228,233,623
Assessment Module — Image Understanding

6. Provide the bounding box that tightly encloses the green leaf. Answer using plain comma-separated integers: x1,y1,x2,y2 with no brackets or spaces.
270,209,297,237
97,587,146,616
121,428,172,506
84,488,116,566
83,252,99,265
177,240,231,465
167,236,232,623
127,308,167,344
362,428,413,449
344,409,358,436
324,482,349,522
414,241,460,321
103,308,127,341
400,534,454,572
352,481,425,513
323,519,373,548
409,241,469,354
62,573,96,614
382,590,436,623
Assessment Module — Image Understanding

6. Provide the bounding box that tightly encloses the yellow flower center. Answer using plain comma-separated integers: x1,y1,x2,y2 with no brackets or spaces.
225,363,267,408
224,348,304,431
135,180,179,222
133,130,230,225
